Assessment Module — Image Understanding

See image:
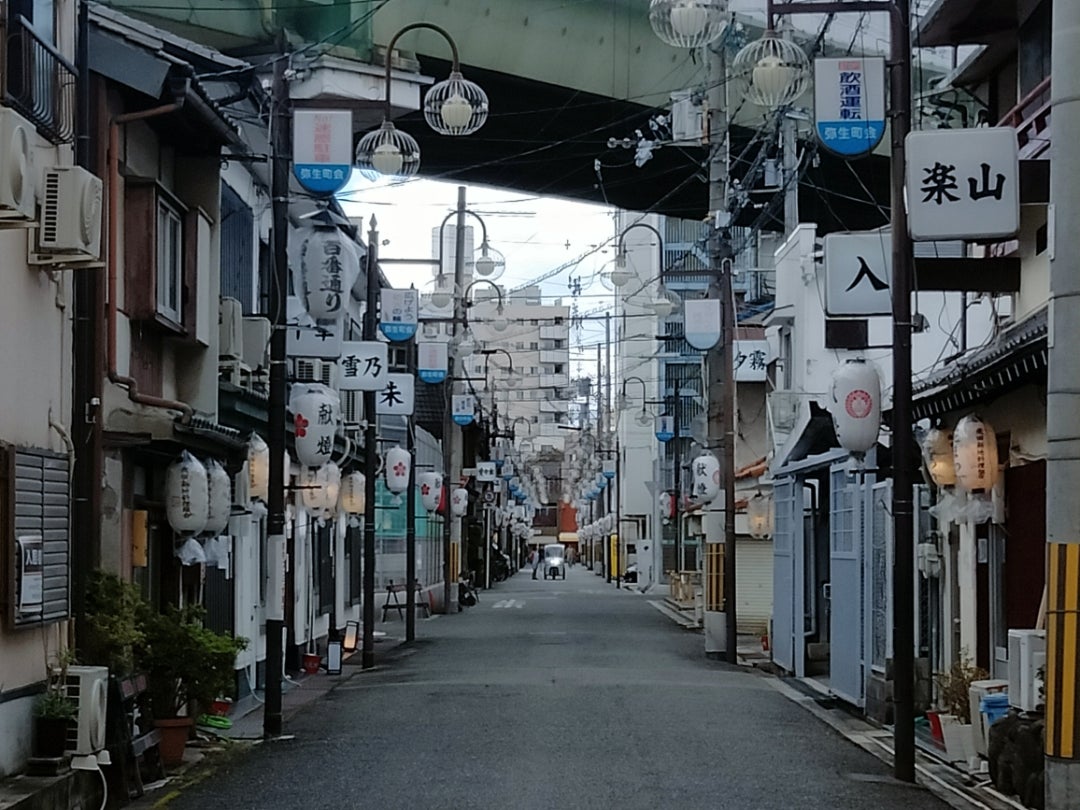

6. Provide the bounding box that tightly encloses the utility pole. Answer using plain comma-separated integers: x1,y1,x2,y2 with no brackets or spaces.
605,311,613,585
264,51,290,738
1045,1,1080,805
362,218,379,669
405,337,417,643
442,186,468,611
673,375,683,574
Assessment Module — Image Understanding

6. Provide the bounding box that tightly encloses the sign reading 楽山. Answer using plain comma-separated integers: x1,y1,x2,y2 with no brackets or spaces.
733,340,769,382
683,299,721,350
655,415,675,443
477,462,497,483
379,289,419,342
375,373,415,416
287,320,342,359
814,58,886,158
906,127,1019,241
417,341,448,384
293,109,353,195
452,394,475,426
337,341,388,391
823,231,892,316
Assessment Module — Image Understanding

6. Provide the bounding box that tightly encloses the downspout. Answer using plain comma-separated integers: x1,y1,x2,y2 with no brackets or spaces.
107,101,194,422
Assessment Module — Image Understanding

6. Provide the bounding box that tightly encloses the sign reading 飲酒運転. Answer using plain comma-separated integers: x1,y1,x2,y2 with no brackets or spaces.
293,110,353,195
814,58,886,158
905,127,1019,241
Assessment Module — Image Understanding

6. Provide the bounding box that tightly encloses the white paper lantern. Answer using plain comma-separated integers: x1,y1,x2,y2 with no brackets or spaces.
204,460,232,536
291,226,361,320
302,462,341,517
829,359,882,454
418,471,443,513
953,415,998,493
340,471,365,515
692,453,721,503
451,487,469,517
166,451,209,536
660,491,674,520
747,492,773,539
248,434,269,501
291,384,339,468
921,428,957,488
385,446,411,494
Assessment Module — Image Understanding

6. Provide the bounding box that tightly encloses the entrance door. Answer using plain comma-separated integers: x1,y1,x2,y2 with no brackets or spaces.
829,463,864,706
772,478,804,675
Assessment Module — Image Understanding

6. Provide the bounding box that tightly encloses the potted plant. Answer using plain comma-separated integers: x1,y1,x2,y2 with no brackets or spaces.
34,651,77,758
936,652,989,767
80,571,145,677
136,604,246,766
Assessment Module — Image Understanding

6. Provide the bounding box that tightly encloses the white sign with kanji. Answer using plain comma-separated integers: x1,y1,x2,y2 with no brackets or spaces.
379,288,419,342
823,231,892,316
375,373,414,416
286,320,342,359
337,341,388,391
477,462,497,483
733,340,769,382
293,109,353,195
906,127,1019,241
814,57,886,158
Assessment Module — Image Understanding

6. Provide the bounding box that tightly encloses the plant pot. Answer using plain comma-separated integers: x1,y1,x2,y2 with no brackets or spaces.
34,717,71,758
154,717,195,767
302,653,321,675
939,714,976,767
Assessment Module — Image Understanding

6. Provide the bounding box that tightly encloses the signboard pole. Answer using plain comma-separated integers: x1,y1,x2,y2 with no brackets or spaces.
362,219,379,670
405,341,418,643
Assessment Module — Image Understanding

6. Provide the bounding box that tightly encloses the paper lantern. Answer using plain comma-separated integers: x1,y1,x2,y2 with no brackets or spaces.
953,415,998,493
291,384,339,468
417,472,443,513
660,491,675,520
747,492,773,539
340,471,365,515
451,487,469,517
829,359,881,454
165,451,209,535
204,460,232,536
692,453,720,503
921,428,956,488
302,462,341,517
291,225,361,320
248,434,269,501
384,446,411,494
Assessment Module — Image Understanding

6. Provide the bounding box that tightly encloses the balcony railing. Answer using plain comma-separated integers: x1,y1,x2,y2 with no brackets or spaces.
999,76,1051,160
4,15,76,144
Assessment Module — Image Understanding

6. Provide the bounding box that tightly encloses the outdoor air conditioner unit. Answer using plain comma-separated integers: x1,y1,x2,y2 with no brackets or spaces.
242,316,272,371
341,389,363,426
34,166,103,261
294,358,336,388
1008,629,1046,712
219,298,244,360
670,90,704,146
0,108,37,222
65,665,111,763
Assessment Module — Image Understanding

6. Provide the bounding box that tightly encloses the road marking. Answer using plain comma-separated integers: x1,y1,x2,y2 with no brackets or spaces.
492,599,525,609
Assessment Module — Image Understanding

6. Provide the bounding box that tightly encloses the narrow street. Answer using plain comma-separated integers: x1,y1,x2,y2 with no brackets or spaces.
160,569,947,810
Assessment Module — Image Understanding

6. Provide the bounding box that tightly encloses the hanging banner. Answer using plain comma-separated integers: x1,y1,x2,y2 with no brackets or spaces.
683,299,721,350
379,289,419,342
814,57,886,158
452,394,475,426
375,373,415,416
338,341,388,391
655,415,675,443
293,109,353,195
418,341,449,384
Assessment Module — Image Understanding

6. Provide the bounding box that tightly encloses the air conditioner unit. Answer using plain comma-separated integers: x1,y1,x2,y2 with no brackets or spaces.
341,389,363,426
1008,629,1046,712
219,298,244,360
65,665,111,763
34,166,103,261
242,316,271,371
670,90,704,146
294,358,337,388
0,108,36,222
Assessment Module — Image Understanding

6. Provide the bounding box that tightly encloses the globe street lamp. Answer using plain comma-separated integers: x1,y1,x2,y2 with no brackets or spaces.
615,222,666,290
649,0,729,49
732,29,811,110
355,23,488,179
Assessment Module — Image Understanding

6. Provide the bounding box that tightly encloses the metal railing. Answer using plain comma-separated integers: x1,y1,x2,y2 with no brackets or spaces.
998,75,1051,160
4,15,76,144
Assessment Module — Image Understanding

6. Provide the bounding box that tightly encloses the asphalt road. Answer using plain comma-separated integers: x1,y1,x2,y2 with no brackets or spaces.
162,566,949,809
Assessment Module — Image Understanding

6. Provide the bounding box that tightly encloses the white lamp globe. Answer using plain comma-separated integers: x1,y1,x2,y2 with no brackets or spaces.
652,289,676,318
610,264,633,288
440,94,472,129
649,0,728,49
453,329,476,359
430,277,455,309
491,309,509,332
635,409,652,427
371,142,403,176
475,252,497,277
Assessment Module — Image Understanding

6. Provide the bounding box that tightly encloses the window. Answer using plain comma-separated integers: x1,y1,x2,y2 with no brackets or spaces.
157,200,184,323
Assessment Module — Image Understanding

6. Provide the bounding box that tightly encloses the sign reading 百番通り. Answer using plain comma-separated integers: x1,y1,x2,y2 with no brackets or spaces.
293,110,353,195
814,58,886,158
905,127,1019,241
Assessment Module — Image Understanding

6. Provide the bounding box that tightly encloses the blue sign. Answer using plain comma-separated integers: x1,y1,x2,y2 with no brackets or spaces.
293,110,353,195
655,415,675,443
379,289,419,343
417,341,448,384
814,58,886,159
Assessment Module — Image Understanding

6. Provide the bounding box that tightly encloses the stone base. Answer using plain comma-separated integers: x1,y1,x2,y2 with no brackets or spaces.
988,711,1045,809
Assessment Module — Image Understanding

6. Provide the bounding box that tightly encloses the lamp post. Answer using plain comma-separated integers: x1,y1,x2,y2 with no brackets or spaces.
355,23,488,179
749,0,915,784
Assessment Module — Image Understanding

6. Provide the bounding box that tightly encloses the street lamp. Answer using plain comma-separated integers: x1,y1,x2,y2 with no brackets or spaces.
355,23,488,179
615,222,665,290
648,0,729,49
732,29,811,110
651,287,680,318
464,278,508,333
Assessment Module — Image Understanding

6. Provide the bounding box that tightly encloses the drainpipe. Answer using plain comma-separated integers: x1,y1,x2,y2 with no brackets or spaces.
107,101,194,422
